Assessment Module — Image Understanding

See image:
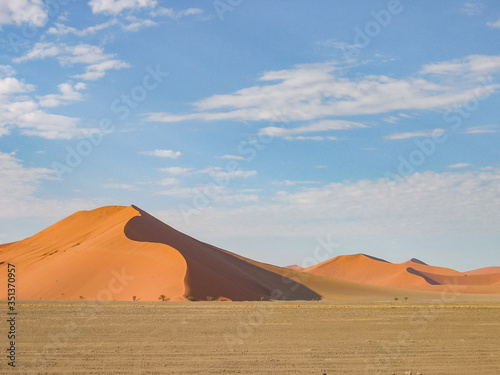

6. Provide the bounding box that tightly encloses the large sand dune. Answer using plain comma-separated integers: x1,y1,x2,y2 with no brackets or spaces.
0,205,499,301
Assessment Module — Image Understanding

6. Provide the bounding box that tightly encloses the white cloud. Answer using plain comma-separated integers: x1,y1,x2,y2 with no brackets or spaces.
159,168,500,240
420,55,500,77
198,166,256,179
460,2,484,16
464,125,498,134
47,6,201,36
0,65,16,79
13,42,60,63
158,177,180,186
0,74,88,139
0,77,34,94
384,129,446,140
0,0,48,27
218,155,245,160
488,19,500,28
74,59,130,81
383,115,400,124
121,15,156,31
146,56,500,124
38,82,86,107
14,43,130,81
47,20,119,37
89,0,157,15
15,110,83,139
258,119,365,140
151,7,203,18
159,167,192,175
448,163,472,169
160,167,192,175
141,149,182,159
0,152,97,218
294,136,334,141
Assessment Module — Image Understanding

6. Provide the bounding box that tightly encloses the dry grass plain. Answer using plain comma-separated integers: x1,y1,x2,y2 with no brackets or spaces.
4,300,500,375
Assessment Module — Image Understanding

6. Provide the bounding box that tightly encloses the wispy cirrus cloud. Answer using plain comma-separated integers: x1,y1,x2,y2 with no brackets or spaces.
448,163,472,169
258,119,365,141
459,1,484,16
488,19,500,28
384,129,446,140
47,19,120,37
158,167,192,175
217,155,245,161
150,7,204,19
140,149,182,159
419,54,500,77
464,125,498,134
0,152,97,218
13,43,130,81
146,55,500,125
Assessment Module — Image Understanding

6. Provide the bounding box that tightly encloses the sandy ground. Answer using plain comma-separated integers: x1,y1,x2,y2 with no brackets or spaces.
4,301,500,374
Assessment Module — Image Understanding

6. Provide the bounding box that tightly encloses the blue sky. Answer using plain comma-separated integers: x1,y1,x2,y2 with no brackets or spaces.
1,0,500,271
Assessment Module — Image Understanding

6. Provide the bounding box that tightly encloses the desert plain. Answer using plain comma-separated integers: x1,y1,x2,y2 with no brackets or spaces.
4,300,499,374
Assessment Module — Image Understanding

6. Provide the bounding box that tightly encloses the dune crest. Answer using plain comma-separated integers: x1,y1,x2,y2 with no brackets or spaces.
301,253,500,293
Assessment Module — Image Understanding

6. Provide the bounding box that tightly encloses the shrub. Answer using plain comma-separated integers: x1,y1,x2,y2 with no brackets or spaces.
132,296,136,301
394,297,399,301
187,296,196,301
404,297,408,301
207,296,214,301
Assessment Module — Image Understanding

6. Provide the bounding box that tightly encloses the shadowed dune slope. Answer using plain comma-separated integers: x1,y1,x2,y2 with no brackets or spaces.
124,206,321,301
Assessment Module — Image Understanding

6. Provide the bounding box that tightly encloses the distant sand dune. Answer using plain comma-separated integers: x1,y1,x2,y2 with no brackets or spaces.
0,205,499,301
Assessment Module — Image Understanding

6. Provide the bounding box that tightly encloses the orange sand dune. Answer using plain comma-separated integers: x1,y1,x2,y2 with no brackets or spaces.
1,205,498,301
302,254,437,287
302,253,500,293
465,267,500,276
0,206,187,301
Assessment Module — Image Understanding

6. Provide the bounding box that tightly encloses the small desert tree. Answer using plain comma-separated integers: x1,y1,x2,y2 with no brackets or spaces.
394,297,399,301
159,295,166,301
207,296,214,301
